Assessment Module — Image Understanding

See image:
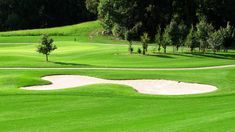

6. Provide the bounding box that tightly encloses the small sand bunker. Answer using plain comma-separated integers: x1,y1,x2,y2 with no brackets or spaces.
21,75,217,95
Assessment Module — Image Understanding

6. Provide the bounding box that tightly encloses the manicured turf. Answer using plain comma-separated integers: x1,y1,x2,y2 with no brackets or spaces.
0,68,235,131
0,21,234,131
0,21,125,44
0,42,235,68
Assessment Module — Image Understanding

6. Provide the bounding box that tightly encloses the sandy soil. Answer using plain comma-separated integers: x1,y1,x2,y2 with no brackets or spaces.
21,75,217,95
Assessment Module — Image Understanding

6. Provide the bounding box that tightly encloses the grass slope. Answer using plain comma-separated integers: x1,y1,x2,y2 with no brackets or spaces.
0,68,234,131
0,21,125,43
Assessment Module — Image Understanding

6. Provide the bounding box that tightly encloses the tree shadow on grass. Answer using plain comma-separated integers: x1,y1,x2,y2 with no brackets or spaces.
51,61,93,67
187,53,235,60
146,54,174,58
147,52,235,60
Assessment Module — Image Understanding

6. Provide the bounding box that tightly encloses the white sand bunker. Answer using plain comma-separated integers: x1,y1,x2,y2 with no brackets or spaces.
21,75,217,95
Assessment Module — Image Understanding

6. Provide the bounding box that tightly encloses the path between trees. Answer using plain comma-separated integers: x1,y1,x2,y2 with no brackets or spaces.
0,64,235,71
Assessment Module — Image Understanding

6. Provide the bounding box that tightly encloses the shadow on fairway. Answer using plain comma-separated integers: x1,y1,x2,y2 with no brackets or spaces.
146,54,174,58
51,61,93,67
167,52,235,60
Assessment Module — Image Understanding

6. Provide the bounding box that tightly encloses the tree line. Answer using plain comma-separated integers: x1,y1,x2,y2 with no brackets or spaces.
85,0,235,54
0,0,96,31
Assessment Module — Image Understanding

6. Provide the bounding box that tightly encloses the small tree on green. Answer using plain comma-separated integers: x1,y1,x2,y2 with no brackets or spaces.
37,34,57,62
125,31,134,54
185,26,199,53
141,32,150,55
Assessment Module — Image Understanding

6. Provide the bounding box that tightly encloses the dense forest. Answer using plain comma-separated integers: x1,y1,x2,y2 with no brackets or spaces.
85,0,235,53
0,0,96,31
86,0,235,40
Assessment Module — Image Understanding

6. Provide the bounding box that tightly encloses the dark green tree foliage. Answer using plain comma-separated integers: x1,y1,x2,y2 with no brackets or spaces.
97,0,235,40
167,18,187,53
178,22,188,50
185,26,199,52
197,0,235,28
220,22,235,51
196,18,214,53
86,0,99,14
155,27,162,52
162,25,171,54
208,30,224,54
125,31,135,54
141,33,150,55
0,0,96,31
37,34,57,62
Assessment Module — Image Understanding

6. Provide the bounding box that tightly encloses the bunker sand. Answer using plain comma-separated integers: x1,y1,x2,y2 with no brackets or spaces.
22,75,218,95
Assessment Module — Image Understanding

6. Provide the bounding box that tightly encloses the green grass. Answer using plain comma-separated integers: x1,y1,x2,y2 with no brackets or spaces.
0,21,100,36
0,20,235,131
0,21,126,44
0,42,234,68
0,68,234,131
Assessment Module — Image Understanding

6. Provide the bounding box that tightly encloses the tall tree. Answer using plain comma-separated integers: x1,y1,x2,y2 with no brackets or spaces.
220,22,235,52
185,26,199,52
196,18,214,53
167,19,181,53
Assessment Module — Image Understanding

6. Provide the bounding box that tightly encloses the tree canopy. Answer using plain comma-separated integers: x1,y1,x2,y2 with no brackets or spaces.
0,0,96,31
96,0,235,40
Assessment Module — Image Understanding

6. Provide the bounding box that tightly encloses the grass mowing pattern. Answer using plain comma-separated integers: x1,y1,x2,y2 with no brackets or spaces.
0,69,234,131
0,42,235,68
0,20,234,131
0,21,126,43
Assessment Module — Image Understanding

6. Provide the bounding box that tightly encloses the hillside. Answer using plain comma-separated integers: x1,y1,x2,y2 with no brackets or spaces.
0,21,100,36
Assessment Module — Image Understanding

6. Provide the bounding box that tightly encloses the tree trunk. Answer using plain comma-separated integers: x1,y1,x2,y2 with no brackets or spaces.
191,47,193,53
129,41,132,54
173,46,176,54
176,45,179,52
164,47,166,54
143,49,146,55
46,54,49,62
158,44,161,52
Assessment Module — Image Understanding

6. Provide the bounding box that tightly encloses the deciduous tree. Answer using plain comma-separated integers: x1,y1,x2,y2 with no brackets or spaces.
37,34,57,62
